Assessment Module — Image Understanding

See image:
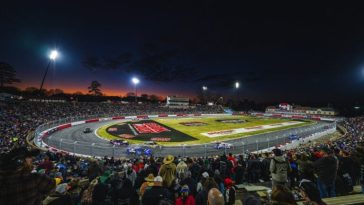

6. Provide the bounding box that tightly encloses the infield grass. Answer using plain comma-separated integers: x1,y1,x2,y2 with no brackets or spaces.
97,115,314,146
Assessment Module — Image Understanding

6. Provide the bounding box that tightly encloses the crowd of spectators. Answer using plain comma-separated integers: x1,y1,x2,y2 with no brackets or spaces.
0,100,363,205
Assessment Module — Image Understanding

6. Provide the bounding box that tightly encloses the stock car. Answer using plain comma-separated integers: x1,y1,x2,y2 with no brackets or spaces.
143,141,159,148
288,134,300,141
126,146,152,156
214,142,233,149
83,127,92,133
110,139,129,146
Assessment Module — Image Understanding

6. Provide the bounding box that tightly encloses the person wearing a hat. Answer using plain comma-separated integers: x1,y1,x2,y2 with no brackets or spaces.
159,155,177,188
0,147,55,205
223,178,236,205
176,159,188,179
313,146,338,198
270,148,291,188
197,172,209,192
176,185,195,205
140,173,155,197
43,183,73,205
142,176,174,205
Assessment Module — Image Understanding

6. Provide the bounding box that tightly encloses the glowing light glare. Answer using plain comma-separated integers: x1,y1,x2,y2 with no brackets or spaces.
132,77,140,85
235,82,240,89
202,86,208,91
49,50,58,60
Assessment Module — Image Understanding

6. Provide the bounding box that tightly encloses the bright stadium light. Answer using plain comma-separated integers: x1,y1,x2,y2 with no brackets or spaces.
235,82,240,89
202,86,208,91
132,77,140,85
131,77,140,103
40,49,59,93
49,50,58,60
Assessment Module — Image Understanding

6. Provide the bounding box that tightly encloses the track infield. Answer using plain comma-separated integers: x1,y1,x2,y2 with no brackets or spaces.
97,115,313,145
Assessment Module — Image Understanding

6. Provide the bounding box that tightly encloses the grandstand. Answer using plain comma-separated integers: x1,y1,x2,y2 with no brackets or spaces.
0,99,363,205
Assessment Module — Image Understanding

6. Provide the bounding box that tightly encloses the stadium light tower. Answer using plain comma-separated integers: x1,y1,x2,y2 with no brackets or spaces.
39,50,58,93
131,77,140,103
202,86,208,104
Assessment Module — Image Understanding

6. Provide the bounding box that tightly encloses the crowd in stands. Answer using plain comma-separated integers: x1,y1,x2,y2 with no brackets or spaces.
0,100,363,205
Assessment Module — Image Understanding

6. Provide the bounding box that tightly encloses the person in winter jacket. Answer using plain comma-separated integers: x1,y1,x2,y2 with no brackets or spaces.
270,149,291,188
176,185,195,205
142,176,174,205
159,155,177,188
43,183,73,205
313,147,338,198
223,178,236,205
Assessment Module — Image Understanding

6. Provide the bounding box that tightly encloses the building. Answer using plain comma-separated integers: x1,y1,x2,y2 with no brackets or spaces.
306,108,337,116
166,96,189,108
279,103,292,111
265,104,337,116
266,106,278,113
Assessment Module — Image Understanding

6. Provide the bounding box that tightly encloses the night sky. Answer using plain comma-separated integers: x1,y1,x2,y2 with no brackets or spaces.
1,1,364,103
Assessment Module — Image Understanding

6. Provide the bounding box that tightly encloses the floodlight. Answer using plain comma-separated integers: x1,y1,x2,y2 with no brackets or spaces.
49,50,58,60
132,77,140,85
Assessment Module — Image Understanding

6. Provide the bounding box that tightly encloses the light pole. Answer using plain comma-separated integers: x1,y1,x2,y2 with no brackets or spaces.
39,50,58,93
234,81,240,106
131,77,140,103
202,86,207,104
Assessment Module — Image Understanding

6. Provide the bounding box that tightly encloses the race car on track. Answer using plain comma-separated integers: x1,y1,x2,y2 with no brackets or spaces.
214,142,233,149
143,141,159,148
83,127,92,133
110,139,129,146
126,146,152,156
288,134,300,141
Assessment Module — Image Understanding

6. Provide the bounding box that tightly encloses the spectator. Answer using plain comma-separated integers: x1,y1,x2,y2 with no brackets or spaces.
110,171,133,205
0,147,55,205
176,185,195,205
38,155,54,174
235,161,244,185
271,184,297,205
180,171,197,197
207,188,224,205
142,176,173,205
43,183,73,205
355,142,364,194
195,177,218,205
159,155,177,189
313,147,338,198
223,178,235,205
197,172,209,193
270,148,291,188
140,173,155,197
299,180,327,205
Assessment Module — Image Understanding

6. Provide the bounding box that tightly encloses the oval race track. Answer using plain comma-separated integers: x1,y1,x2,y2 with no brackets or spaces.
43,118,334,158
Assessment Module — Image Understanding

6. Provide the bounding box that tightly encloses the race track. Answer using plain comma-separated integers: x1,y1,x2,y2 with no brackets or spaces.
44,119,334,158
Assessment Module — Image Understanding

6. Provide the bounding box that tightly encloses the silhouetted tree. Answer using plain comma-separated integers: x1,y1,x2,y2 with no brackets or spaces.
0,62,20,88
88,80,102,96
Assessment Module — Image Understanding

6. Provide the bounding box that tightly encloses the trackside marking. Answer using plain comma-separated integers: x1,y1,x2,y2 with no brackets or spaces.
201,121,304,138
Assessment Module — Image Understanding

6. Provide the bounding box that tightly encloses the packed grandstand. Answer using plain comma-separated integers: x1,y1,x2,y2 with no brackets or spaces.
0,100,363,205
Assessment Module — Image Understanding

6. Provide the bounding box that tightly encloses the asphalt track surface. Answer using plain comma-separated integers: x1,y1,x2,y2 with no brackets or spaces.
44,119,334,158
